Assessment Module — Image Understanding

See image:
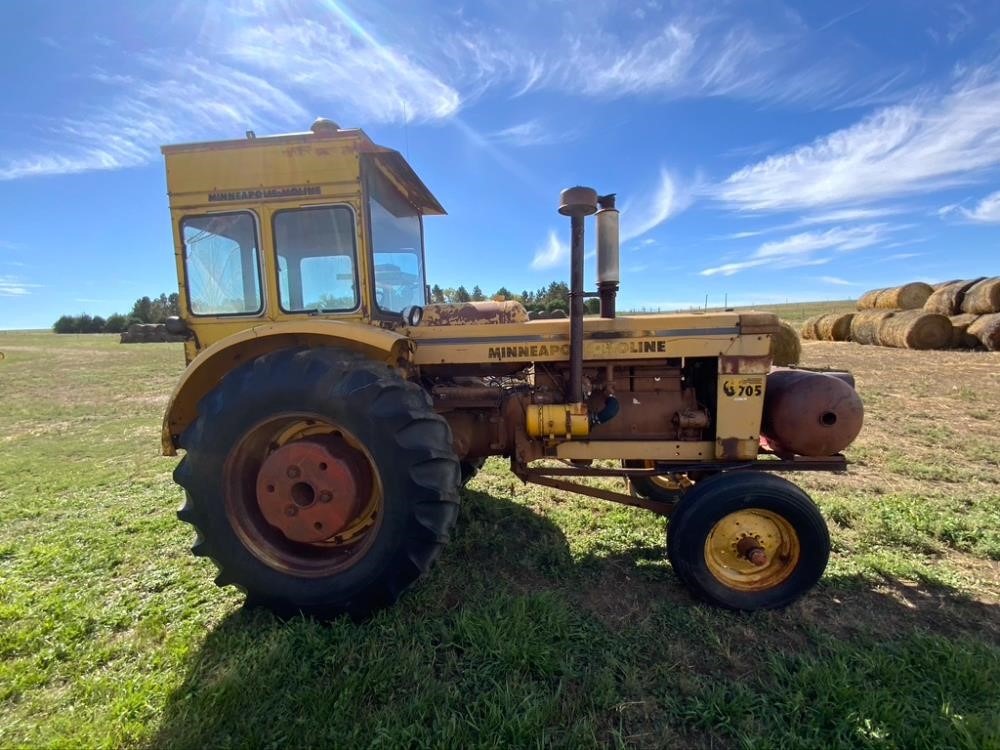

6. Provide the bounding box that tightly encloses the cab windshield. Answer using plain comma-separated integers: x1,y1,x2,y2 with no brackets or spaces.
368,167,426,313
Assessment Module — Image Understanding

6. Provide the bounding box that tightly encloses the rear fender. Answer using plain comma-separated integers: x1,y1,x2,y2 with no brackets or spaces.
162,321,410,455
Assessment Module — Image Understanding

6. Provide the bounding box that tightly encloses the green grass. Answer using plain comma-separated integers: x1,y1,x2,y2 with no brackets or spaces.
1,332,998,748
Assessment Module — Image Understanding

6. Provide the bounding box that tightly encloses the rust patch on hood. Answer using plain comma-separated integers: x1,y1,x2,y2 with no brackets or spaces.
421,301,529,326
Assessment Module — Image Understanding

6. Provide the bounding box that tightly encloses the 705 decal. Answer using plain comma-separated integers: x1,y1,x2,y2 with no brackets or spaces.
722,378,763,398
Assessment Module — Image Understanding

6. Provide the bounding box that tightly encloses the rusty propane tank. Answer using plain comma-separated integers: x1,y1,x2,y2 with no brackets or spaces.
762,369,863,457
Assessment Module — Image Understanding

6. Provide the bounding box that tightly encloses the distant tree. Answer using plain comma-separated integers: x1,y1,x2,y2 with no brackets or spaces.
76,313,94,333
585,298,601,315
520,290,532,305
130,296,154,323
441,287,456,303
104,313,128,333
431,284,445,303
493,286,512,301
53,315,77,334
454,285,471,303
546,299,568,313
471,285,485,301
547,281,570,306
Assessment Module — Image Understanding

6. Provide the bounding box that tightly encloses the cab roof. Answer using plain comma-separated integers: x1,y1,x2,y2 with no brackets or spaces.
160,123,446,215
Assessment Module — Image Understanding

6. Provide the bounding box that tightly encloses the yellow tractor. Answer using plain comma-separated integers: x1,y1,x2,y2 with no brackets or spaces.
160,118,863,617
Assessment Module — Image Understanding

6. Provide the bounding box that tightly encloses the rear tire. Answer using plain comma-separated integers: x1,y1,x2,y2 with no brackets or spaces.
173,347,460,619
667,472,829,610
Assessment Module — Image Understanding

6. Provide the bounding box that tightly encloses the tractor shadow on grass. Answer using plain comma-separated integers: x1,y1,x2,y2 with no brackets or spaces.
151,487,999,748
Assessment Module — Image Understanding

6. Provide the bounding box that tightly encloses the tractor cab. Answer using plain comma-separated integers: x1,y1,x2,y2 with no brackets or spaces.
162,118,444,360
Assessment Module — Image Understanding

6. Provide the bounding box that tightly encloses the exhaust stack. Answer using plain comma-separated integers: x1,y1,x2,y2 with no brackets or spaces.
559,186,598,404
595,194,619,318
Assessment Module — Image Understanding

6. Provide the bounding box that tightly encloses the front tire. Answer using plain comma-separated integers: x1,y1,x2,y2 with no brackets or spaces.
173,347,460,619
667,472,830,610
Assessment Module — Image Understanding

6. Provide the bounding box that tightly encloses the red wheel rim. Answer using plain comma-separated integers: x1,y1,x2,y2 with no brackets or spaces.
223,414,383,577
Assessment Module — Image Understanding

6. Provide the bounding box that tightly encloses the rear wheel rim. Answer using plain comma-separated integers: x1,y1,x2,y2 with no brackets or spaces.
224,413,383,577
703,508,800,591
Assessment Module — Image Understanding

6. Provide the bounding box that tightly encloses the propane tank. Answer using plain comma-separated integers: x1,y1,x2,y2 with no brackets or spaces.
761,369,863,457
596,194,619,318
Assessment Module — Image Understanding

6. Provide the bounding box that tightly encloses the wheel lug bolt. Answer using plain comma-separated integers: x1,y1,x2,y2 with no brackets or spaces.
285,505,297,517
319,491,333,503
287,466,300,479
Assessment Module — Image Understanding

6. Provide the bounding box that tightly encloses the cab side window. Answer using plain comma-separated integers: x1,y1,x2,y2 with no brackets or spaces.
273,206,358,312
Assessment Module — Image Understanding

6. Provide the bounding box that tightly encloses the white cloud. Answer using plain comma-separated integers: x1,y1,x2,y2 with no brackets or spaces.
448,8,906,110
720,206,908,240
701,224,890,276
621,171,689,242
957,190,1000,222
0,58,307,181
225,20,460,123
531,230,568,270
0,275,40,296
488,119,563,147
717,68,1000,211
818,275,856,286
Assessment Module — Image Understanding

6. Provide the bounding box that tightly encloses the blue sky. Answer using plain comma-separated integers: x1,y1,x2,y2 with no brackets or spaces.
2,0,999,329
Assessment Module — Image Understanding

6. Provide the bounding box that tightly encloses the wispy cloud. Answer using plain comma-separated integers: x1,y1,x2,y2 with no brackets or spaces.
717,67,1000,211
531,230,568,270
720,206,909,240
701,224,891,276
955,190,1000,222
488,119,565,147
0,275,40,296
621,171,690,242
818,275,856,286
225,19,459,123
0,58,306,181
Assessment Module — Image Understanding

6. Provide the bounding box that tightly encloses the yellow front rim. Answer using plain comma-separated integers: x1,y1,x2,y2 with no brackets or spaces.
704,509,800,591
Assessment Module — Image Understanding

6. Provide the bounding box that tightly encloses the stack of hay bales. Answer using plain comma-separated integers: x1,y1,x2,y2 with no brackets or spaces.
924,276,1000,351
120,323,187,344
850,277,1000,350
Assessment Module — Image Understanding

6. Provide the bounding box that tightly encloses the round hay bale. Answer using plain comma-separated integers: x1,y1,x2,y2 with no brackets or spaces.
856,288,885,310
800,315,823,340
949,313,981,349
770,321,801,366
923,279,981,315
874,282,934,310
961,276,1000,314
850,310,895,345
815,313,854,341
931,278,962,291
968,313,1000,351
877,310,951,350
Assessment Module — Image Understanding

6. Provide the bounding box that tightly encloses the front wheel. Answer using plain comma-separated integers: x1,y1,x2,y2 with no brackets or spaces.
173,347,461,619
666,472,830,610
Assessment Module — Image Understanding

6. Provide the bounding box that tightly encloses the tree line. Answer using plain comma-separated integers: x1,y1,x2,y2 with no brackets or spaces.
54,282,596,334
52,293,180,334
429,281,600,315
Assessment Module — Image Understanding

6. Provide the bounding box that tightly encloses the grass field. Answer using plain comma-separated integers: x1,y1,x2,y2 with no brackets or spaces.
1,330,998,748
